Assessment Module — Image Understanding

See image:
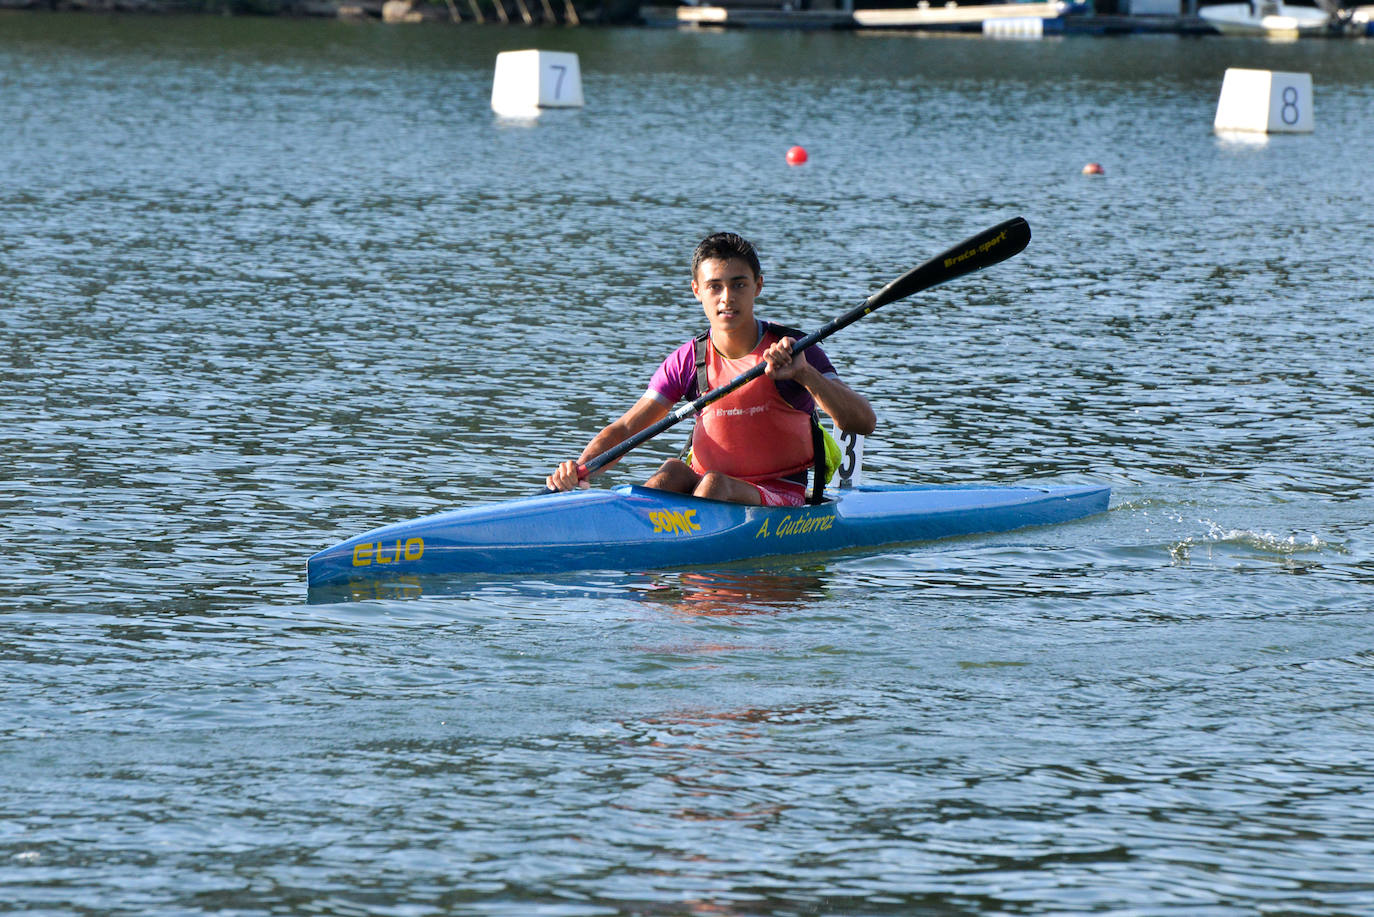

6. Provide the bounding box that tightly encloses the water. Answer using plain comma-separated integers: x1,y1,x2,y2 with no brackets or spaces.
4,13,1374,914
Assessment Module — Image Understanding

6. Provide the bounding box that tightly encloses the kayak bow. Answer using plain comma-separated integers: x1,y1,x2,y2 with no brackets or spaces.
306,483,1109,586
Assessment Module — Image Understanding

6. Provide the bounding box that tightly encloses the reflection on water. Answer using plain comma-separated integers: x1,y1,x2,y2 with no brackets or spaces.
308,568,830,617
635,570,829,617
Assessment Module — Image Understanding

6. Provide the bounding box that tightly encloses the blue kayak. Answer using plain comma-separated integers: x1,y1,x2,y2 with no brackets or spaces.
306,482,1110,586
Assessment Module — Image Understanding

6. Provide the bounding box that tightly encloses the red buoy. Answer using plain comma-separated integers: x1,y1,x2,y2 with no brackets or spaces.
1082,162,1104,175
786,145,808,166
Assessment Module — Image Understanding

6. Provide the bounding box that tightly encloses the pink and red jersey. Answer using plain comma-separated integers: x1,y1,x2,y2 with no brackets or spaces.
645,322,838,483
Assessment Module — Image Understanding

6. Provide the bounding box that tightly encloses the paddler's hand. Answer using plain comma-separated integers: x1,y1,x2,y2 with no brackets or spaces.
546,460,590,493
763,336,813,383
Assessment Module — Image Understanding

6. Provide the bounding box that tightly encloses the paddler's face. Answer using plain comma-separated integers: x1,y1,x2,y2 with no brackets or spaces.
692,257,762,336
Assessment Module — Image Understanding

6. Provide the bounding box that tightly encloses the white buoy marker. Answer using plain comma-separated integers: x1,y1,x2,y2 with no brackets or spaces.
1214,68,1314,134
491,50,584,118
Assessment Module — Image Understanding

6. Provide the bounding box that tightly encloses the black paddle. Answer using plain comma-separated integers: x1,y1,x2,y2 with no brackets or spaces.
547,216,1032,493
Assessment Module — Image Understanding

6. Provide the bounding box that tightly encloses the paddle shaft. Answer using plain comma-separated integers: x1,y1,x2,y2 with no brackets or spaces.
567,216,1032,484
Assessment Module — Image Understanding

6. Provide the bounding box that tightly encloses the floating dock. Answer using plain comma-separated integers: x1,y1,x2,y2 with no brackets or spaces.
639,0,1364,34
852,1,1064,28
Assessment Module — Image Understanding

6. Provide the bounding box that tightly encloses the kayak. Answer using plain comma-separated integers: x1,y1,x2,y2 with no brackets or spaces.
306,482,1110,586
307,220,1065,593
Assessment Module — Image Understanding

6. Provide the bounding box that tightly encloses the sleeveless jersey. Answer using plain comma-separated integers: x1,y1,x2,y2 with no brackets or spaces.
688,326,816,483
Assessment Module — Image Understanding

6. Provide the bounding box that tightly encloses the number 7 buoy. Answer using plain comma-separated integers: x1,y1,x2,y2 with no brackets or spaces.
492,50,585,118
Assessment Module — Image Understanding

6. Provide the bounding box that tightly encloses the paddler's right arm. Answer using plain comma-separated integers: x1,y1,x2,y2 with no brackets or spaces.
545,395,671,493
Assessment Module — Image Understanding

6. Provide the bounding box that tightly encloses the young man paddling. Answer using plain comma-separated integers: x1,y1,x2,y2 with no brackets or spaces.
546,232,875,506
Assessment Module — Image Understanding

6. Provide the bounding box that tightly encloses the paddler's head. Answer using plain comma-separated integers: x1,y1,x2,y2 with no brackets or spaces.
691,232,763,342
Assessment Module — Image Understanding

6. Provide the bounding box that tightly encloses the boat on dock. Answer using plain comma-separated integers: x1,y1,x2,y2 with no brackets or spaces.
1198,0,1332,36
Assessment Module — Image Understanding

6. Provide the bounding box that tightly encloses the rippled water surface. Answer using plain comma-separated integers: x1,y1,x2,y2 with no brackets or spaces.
4,14,1374,914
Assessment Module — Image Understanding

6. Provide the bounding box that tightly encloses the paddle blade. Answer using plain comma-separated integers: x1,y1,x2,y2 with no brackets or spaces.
866,216,1030,311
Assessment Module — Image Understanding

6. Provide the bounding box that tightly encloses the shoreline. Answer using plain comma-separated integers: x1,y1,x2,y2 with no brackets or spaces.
0,0,622,24
4,0,1366,35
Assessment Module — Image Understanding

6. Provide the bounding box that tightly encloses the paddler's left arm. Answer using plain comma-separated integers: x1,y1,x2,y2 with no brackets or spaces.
764,338,877,436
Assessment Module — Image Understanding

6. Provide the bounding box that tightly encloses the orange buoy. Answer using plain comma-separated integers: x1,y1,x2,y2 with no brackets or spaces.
786,145,808,166
1082,162,1104,175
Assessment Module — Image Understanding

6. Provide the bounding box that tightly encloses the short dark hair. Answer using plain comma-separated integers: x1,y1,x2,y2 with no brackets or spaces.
692,232,761,281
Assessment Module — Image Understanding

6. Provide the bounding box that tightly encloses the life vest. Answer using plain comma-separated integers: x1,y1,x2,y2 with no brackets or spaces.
686,322,838,505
